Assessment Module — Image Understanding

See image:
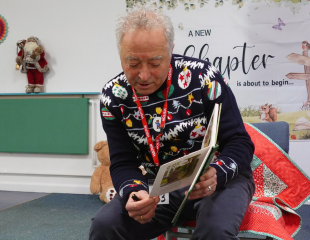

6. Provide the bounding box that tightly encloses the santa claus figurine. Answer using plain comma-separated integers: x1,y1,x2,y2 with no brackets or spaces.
16,36,49,93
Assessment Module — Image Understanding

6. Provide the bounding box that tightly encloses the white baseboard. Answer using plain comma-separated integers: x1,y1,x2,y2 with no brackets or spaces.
0,174,93,194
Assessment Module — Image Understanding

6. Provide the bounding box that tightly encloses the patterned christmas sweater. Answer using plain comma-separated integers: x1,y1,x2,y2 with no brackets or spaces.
100,54,254,201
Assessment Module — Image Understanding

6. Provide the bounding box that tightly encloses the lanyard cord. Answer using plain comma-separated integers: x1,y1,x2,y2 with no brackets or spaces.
132,65,173,167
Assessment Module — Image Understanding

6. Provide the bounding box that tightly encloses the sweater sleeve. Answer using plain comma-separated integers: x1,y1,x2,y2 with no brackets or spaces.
202,65,254,189
100,92,149,202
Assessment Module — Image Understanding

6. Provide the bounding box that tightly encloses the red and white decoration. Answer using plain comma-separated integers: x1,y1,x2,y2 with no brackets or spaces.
189,125,206,139
178,68,192,89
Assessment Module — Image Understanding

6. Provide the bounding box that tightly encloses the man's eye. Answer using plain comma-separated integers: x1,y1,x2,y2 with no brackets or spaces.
129,64,139,68
150,63,160,67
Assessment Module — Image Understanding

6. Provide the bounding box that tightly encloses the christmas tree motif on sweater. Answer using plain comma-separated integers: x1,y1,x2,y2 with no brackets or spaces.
112,81,128,100
178,66,192,89
101,106,115,120
120,108,141,127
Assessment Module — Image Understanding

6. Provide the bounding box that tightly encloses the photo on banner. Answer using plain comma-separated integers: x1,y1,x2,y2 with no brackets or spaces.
125,0,310,141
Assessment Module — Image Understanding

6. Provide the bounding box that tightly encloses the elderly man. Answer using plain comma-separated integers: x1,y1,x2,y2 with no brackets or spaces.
90,5,255,240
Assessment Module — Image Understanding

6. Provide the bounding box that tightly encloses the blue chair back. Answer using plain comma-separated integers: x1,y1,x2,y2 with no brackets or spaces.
251,121,289,154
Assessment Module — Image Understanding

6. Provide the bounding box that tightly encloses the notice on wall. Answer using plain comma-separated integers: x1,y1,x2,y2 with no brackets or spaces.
126,0,310,141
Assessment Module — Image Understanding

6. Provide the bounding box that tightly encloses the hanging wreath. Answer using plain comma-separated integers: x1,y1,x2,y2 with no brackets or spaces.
0,15,8,44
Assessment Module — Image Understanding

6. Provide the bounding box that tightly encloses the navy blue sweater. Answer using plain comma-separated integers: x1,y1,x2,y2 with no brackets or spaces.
100,54,254,201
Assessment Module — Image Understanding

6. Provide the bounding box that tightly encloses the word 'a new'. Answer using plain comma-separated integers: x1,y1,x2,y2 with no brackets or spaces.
188,30,211,37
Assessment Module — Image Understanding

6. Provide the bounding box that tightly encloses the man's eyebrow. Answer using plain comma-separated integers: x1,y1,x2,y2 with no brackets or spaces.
126,56,139,60
150,56,163,60
126,56,163,61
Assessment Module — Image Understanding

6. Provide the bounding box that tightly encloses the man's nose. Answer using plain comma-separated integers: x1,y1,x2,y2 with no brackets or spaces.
138,65,151,81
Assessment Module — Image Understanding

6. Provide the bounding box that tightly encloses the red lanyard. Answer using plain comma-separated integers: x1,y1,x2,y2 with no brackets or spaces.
132,65,173,167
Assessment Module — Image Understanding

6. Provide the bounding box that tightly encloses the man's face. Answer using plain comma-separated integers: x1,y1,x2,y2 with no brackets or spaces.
120,28,173,95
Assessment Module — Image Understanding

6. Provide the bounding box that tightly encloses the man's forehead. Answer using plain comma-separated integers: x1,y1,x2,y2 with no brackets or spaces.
126,55,163,61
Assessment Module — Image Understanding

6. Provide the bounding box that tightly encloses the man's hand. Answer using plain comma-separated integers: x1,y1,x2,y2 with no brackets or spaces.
126,190,159,224
185,166,217,200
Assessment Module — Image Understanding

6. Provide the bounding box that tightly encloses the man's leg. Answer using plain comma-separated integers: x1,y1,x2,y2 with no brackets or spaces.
89,190,186,240
191,174,255,240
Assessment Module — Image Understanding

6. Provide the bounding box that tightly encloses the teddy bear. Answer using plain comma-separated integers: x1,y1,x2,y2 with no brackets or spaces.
90,141,117,203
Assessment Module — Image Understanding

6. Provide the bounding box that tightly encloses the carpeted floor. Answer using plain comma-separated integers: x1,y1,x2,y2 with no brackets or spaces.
0,193,309,240
0,193,103,240
0,191,49,210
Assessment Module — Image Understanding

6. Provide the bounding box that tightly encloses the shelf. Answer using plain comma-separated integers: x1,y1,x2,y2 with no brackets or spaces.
0,92,101,99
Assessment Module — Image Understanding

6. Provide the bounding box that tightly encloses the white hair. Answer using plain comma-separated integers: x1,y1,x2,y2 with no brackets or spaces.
115,4,174,54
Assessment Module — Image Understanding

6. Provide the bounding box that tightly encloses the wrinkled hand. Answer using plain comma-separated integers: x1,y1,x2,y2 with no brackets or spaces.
185,166,217,200
126,190,159,224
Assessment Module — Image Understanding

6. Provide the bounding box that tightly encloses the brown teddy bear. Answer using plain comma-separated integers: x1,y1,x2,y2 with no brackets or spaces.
90,141,117,203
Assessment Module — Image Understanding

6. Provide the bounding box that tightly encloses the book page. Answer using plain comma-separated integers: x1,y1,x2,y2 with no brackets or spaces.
201,103,220,149
149,147,211,197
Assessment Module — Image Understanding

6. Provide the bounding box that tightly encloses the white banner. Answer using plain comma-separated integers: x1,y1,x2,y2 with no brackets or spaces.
127,0,310,141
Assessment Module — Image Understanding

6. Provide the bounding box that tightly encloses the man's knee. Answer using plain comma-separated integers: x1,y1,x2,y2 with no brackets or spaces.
89,214,111,240
193,220,240,240
89,198,127,240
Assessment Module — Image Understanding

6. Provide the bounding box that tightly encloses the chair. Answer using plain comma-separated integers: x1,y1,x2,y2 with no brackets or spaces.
160,121,290,240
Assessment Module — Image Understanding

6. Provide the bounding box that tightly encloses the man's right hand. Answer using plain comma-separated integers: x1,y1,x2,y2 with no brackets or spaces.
126,190,159,224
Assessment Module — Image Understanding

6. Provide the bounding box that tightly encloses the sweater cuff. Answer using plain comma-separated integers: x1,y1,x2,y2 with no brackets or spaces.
119,179,149,201
210,156,238,189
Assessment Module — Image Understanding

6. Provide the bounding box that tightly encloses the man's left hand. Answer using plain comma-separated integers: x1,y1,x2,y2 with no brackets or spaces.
185,166,217,200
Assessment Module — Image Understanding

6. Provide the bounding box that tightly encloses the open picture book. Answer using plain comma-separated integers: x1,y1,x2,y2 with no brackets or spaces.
149,103,222,225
